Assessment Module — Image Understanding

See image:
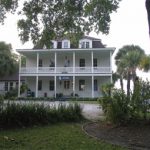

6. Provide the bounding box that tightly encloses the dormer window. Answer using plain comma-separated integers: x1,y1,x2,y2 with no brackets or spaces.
51,43,54,48
62,40,70,48
51,40,57,49
79,39,92,48
86,42,89,48
64,41,68,48
81,41,90,48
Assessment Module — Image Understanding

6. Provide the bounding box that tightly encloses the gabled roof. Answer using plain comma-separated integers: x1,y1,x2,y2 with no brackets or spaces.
81,36,101,41
32,35,106,49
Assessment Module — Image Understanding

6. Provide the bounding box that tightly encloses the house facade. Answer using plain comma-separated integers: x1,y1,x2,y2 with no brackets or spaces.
17,36,115,98
0,72,24,95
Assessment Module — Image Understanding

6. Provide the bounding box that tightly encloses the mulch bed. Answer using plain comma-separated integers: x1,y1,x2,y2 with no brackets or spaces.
83,122,150,150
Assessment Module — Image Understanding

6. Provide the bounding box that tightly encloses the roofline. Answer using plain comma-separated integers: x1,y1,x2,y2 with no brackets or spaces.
16,47,116,53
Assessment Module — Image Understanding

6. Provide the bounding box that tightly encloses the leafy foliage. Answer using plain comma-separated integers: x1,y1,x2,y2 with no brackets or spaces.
16,0,121,46
100,80,150,125
0,42,18,77
100,89,129,124
115,45,145,97
0,0,18,24
140,55,150,72
0,102,83,129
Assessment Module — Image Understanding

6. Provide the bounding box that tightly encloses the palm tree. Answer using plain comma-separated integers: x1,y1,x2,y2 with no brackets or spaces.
115,45,145,97
140,55,150,72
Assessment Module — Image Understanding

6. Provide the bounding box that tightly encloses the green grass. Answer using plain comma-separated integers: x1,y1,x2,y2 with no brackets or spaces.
0,123,126,150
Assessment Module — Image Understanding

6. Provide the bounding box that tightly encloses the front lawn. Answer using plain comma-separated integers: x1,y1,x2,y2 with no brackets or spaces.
0,123,125,150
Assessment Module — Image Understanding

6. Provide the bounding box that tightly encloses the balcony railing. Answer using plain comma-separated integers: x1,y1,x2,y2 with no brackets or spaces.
20,67,111,74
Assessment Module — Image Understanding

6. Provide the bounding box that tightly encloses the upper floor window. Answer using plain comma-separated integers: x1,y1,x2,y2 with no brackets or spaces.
81,41,90,48
79,59,85,67
86,42,90,48
39,59,42,67
62,40,70,48
57,42,62,49
51,43,54,48
64,41,68,48
51,40,57,49
93,58,97,67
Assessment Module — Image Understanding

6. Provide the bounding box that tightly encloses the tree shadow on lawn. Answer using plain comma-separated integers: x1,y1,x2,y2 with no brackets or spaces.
83,121,150,150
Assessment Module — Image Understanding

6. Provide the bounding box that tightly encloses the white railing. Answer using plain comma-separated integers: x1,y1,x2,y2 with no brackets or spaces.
20,67,111,74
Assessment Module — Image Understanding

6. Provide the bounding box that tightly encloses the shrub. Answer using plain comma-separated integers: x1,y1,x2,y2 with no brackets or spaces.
0,102,83,129
100,89,130,124
0,95,4,111
100,80,150,125
4,88,18,99
130,79,150,120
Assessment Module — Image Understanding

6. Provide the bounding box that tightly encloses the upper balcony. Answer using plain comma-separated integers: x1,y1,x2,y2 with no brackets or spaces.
20,67,111,75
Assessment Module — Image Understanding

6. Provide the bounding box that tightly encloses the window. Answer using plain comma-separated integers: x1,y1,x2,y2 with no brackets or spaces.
4,82,8,91
81,41,90,48
64,41,68,48
79,59,85,67
51,42,54,48
64,80,70,89
86,42,89,48
94,79,98,91
16,82,18,88
57,42,62,49
39,59,42,67
49,80,54,91
10,82,13,91
38,80,42,91
79,80,85,91
81,42,85,48
93,58,97,67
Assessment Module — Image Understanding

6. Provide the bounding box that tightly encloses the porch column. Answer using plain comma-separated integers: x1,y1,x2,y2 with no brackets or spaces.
73,52,75,73
54,76,57,98
18,55,21,97
91,51,93,73
37,53,39,73
110,51,112,83
55,52,57,73
35,76,38,98
73,76,75,96
92,76,94,98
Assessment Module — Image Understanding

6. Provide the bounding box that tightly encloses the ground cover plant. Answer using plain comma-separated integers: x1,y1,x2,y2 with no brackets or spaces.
0,123,125,150
0,102,83,129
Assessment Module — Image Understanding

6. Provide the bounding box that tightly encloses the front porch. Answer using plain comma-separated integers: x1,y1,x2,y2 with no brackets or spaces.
20,76,111,98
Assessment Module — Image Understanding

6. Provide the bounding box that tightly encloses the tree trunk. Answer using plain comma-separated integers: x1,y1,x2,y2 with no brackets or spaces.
146,0,150,35
132,70,137,92
120,77,124,93
127,71,131,99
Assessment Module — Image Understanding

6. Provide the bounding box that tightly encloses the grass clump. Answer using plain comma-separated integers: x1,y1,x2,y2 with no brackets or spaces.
0,102,83,129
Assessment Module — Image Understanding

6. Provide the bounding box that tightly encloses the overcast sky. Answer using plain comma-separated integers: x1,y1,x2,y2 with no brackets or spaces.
0,0,150,78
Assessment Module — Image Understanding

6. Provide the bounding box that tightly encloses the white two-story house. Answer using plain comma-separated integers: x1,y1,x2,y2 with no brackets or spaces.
17,36,115,98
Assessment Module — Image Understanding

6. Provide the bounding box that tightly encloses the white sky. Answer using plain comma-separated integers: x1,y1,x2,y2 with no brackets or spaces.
0,0,150,79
